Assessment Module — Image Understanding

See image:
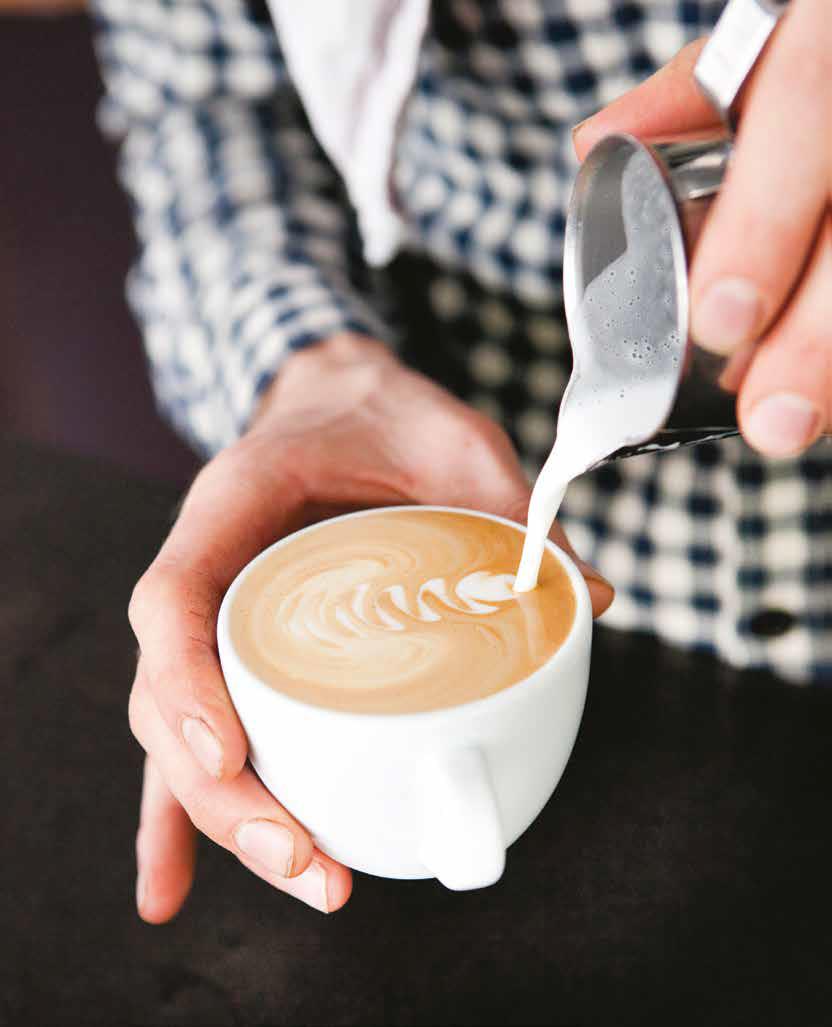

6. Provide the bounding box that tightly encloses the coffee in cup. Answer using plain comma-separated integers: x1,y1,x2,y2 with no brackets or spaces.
228,508,575,714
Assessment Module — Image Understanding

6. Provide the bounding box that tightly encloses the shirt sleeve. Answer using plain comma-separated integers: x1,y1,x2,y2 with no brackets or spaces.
91,0,394,457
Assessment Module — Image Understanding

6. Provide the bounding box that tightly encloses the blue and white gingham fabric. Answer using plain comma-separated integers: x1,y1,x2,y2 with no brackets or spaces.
91,0,832,683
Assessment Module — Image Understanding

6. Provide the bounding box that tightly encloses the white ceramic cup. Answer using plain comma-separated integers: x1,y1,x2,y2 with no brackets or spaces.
217,506,592,891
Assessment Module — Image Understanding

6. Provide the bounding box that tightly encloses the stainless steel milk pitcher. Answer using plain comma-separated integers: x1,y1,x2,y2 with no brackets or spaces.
563,132,739,459
561,0,791,460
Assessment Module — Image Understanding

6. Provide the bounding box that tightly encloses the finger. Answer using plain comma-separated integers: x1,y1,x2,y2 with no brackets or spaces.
135,757,197,924
690,1,829,354
737,217,831,458
128,440,308,782
130,671,323,897
410,407,615,617
129,565,246,782
572,38,718,160
237,849,353,914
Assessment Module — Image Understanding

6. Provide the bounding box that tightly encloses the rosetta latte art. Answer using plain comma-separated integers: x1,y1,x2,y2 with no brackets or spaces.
283,570,518,645
230,509,575,714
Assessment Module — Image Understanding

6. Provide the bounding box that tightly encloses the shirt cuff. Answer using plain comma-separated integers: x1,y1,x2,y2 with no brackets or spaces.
133,261,393,458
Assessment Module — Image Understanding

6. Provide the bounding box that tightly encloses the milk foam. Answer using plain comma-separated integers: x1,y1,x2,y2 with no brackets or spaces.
230,510,575,714
284,570,518,642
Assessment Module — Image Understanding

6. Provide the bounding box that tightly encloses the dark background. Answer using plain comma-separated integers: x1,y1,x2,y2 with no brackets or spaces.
0,11,198,482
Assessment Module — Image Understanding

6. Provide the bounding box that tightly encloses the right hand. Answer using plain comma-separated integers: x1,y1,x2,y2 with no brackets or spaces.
573,11,832,459
128,333,614,923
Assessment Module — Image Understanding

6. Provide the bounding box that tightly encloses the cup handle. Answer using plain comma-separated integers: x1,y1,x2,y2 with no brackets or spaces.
417,746,505,890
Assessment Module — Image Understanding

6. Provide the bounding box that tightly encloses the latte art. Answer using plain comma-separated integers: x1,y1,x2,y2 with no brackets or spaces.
282,569,518,644
230,509,575,713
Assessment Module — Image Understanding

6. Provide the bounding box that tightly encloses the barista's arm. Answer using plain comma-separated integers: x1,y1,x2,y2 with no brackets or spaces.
92,0,391,459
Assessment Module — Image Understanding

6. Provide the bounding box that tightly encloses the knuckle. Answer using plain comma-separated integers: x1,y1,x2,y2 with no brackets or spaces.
321,360,390,410
127,680,150,751
169,567,216,628
128,564,183,638
353,359,390,393
127,572,154,637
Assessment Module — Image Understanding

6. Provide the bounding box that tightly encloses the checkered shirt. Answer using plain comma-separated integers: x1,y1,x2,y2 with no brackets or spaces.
91,0,832,683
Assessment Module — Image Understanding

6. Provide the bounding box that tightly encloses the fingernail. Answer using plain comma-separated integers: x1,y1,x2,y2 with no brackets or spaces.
571,116,593,150
692,277,762,354
744,393,822,458
282,858,330,913
136,870,148,913
181,717,223,779
235,819,295,878
571,116,589,140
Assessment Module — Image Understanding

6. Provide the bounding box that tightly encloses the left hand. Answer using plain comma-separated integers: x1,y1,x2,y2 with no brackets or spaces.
127,334,614,924
573,1,831,459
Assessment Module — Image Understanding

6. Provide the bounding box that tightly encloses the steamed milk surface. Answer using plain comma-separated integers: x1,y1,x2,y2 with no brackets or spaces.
516,147,681,592
231,510,575,713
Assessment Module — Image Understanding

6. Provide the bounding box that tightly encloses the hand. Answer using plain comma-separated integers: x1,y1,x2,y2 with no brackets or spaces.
128,334,614,923
573,1,832,459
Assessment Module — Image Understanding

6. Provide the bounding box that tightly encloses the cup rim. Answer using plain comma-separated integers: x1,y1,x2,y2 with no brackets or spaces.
217,505,592,724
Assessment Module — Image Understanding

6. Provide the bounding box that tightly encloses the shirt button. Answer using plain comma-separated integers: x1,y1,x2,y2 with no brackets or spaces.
749,609,797,638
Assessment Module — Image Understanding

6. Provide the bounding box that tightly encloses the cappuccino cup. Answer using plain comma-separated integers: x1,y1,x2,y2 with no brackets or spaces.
217,506,592,890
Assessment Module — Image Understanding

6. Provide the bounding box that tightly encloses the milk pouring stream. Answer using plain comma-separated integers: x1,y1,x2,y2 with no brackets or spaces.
516,146,684,592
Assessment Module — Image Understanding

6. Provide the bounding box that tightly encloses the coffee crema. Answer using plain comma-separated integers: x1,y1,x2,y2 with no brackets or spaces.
230,509,575,713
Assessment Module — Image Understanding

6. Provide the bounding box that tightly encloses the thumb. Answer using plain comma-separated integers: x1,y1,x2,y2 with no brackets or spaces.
572,37,718,161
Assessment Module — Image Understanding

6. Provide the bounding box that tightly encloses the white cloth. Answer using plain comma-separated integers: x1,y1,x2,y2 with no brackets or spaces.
266,0,429,266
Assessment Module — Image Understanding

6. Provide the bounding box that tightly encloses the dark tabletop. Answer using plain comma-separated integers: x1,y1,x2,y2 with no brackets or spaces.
2,437,831,1027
